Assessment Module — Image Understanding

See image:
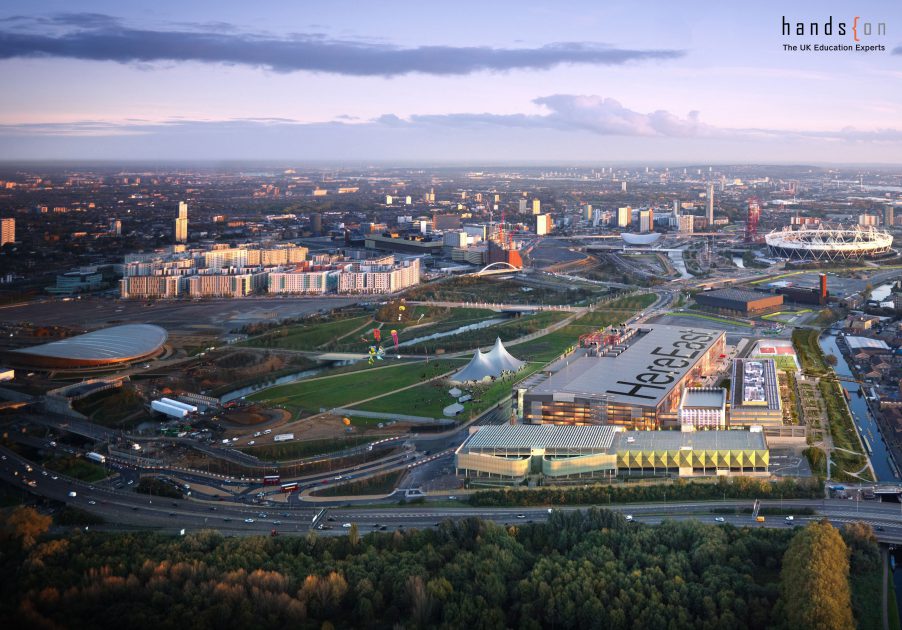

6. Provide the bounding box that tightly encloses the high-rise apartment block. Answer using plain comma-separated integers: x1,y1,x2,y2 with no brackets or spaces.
1,218,14,245
174,202,188,243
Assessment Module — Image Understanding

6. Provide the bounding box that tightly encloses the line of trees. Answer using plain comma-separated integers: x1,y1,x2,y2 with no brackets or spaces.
468,477,823,507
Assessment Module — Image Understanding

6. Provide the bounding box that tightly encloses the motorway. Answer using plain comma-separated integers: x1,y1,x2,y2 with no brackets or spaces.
6,445,902,543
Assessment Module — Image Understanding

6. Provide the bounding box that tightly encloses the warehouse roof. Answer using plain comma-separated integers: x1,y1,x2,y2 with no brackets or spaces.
680,388,727,409
696,288,777,303
461,424,619,453
527,324,723,406
615,430,767,451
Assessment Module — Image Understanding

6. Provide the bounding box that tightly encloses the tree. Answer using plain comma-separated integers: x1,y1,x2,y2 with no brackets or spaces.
1,506,52,549
779,520,854,630
348,523,360,548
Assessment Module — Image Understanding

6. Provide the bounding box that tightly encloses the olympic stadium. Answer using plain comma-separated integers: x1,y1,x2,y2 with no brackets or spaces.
764,225,893,261
5,324,168,370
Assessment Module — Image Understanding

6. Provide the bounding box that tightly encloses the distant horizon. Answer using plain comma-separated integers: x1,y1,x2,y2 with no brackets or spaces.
2,0,901,162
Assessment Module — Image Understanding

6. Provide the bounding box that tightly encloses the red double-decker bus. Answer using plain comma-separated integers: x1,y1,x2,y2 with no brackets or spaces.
263,475,281,486
280,482,298,494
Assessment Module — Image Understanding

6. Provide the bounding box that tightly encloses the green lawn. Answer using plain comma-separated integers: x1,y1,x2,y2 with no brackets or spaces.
247,359,465,414
242,436,373,461
667,311,754,328
44,457,108,482
313,470,406,497
792,328,828,375
753,354,799,372
243,315,372,351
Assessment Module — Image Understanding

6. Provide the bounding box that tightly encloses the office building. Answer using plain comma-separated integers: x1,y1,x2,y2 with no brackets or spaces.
311,213,323,234
521,324,725,429
174,202,188,243
859,214,879,227
519,199,528,213
536,214,552,236
532,199,541,215
884,205,895,228
679,388,727,430
729,359,783,428
584,204,593,222
617,206,632,228
679,215,694,234
638,209,653,233
109,219,122,236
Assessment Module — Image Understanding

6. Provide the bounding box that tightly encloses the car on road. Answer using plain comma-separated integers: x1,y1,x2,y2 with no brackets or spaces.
51,476,58,480
244,518,255,523
258,513,267,518
248,441,255,446
516,514,526,519
68,491,77,497
223,518,232,522
785,516,794,521
272,520,281,525
714,517,725,523
342,523,352,528
88,500,96,505
625,515,634,522
448,496,457,500
876,526,885,532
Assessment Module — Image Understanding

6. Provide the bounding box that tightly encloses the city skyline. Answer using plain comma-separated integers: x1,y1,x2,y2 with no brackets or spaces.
1,0,902,163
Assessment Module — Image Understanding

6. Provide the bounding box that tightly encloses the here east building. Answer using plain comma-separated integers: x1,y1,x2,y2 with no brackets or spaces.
520,324,725,429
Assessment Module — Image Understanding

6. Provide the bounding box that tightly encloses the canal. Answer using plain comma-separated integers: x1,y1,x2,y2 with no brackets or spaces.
819,332,900,482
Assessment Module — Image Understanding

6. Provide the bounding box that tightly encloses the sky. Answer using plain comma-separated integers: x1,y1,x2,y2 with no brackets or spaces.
1,0,902,163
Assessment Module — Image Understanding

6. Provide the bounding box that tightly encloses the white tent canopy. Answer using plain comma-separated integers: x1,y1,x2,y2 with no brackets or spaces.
451,338,524,383
486,337,525,372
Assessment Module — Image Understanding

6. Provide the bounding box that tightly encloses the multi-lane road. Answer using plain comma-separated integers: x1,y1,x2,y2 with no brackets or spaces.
5,445,902,542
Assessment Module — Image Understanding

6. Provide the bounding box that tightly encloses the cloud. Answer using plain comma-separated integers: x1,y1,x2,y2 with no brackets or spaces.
0,13,683,76
404,95,713,137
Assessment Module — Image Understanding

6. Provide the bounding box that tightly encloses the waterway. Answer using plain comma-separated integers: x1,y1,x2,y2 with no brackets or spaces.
397,318,505,347
669,250,693,279
872,283,894,302
819,332,899,481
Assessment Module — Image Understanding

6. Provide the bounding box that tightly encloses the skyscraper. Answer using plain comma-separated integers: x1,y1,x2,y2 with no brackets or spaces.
584,204,593,222
532,199,541,215
617,206,632,228
174,202,188,243
1,218,14,245
638,210,653,233
706,183,714,225
518,199,527,213
884,205,895,228
311,213,323,234
536,214,552,236
109,218,122,236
